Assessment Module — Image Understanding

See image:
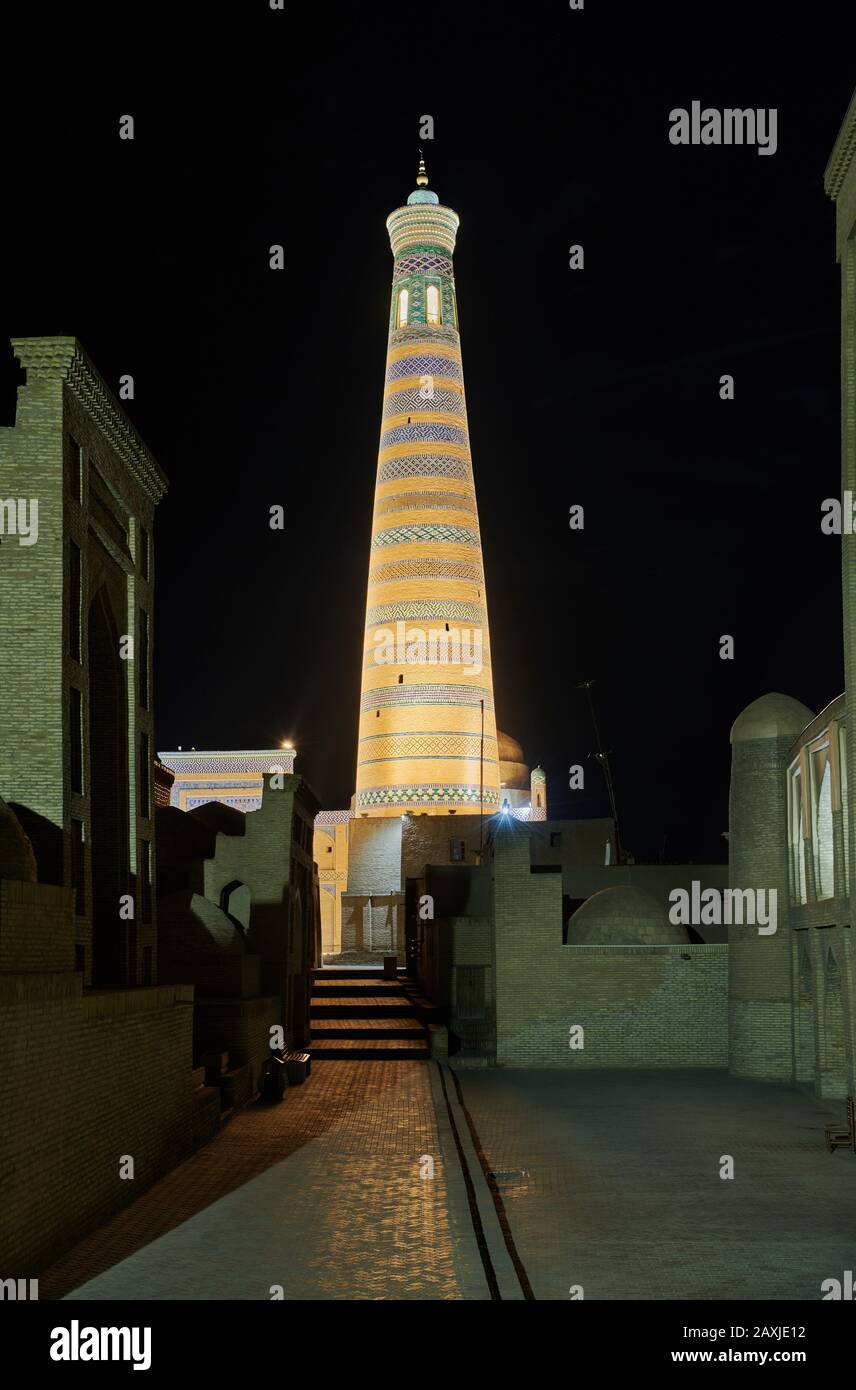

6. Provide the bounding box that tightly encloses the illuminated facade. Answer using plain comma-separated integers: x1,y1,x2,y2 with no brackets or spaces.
355,159,502,817
158,748,296,813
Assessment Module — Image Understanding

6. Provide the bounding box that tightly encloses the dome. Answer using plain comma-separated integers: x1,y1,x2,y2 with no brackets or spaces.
497,728,530,789
730,693,814,744
496,730,524,763
158,890,246,956
406,188,439,205
568,885,689,945
0,796,37,883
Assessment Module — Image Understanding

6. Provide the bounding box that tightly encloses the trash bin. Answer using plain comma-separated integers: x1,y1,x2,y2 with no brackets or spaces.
284,1051,311,1085
260,1052,286,1103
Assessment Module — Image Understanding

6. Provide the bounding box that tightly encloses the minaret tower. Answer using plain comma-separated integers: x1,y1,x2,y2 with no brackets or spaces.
355,158,501,817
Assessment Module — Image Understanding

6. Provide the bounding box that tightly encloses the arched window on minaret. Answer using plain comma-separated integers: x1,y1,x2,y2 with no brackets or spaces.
397,288,409,328
426,284,440,325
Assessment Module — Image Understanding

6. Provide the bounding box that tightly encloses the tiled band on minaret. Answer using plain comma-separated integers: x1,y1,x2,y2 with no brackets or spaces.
355,161,501,816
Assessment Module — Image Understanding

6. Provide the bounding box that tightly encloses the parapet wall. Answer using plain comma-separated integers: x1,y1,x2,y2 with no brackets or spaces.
492,831,728,1067
496,941,728,1067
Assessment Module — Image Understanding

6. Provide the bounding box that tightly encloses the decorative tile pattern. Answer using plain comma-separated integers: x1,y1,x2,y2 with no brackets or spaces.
356,187,500,815
159,749,295,812
365,599,486,625
360,684,494,711
356,783,501,808
377,456,471,484
382,388,465,419
357,733,494,760
386,354,463,383
360,728,498,743
368,557,484,585
159,750,295,776
392,251,454,280
371,523,480,549
386,205,460,258
380,424,469,449
358,755,499,767
374,491,477,517
389,325,460,348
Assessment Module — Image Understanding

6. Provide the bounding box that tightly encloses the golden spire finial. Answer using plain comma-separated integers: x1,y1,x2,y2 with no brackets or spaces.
416,149,429,187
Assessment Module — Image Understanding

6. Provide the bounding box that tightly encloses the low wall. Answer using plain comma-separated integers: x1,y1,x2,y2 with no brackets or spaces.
496,942,728,1067
193,994,281,1091
0,973,195,1274
492,830,728,1067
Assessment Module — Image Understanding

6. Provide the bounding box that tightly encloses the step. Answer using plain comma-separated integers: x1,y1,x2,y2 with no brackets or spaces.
310,1038,430,1060
311,1001,422,1019
312,968,405,980
311,1018,426,1040
312,982,406,996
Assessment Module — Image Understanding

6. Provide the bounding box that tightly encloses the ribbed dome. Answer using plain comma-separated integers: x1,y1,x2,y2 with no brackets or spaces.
730,693,814,744
0,796,37,883
568,886,689,945
496,729,530,790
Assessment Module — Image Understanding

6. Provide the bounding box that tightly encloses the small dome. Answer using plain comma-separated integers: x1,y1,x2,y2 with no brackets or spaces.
568,885,689,945
158,890,246,956
0,796,37,882
730,693,814,744
407,188,439,205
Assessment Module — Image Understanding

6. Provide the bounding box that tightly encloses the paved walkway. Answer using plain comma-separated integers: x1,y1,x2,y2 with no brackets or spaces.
42,1062,486,1301
41,1065,855,1301
451,1068,856,1301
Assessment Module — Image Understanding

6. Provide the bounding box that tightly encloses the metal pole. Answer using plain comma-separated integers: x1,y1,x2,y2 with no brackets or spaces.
479,697,485,860
577,680,622,863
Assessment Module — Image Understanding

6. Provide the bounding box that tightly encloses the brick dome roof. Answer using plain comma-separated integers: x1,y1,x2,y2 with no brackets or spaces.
0,796,37,883
568,886,689,946
730,693,814,744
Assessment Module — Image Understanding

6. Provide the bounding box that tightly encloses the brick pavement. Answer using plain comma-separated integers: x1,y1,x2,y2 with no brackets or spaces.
41,1061,483,1301
451,1067,856,1300
40,1064,853,1302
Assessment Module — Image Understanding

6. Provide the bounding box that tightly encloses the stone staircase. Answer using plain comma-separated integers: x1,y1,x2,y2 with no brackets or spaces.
309,968,432,1060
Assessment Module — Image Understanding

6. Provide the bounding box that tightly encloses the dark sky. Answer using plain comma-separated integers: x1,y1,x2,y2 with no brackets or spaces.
2,2,854,862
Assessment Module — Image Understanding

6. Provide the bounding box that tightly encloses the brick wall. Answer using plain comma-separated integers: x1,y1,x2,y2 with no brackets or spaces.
348,816,403,893
0,972,194,1274
729,734,796,1080
0,880,75,972
401,813,482,881
492,828,727,1067
193,995,280,1092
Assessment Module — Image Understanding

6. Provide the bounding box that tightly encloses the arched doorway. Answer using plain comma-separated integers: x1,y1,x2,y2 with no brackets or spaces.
88,585,130,985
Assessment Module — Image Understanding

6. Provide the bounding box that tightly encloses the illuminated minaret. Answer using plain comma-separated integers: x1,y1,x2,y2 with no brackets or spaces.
355,158,501,817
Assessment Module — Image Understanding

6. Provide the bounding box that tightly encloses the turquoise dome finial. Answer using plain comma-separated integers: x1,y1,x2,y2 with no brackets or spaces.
407,149,439,205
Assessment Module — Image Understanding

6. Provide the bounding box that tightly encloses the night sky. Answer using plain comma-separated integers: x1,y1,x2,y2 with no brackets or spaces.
2,3,854,862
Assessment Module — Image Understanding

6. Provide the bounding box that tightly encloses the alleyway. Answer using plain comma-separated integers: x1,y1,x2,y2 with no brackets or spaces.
41,1065,856,1301
41,1061,484,1301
